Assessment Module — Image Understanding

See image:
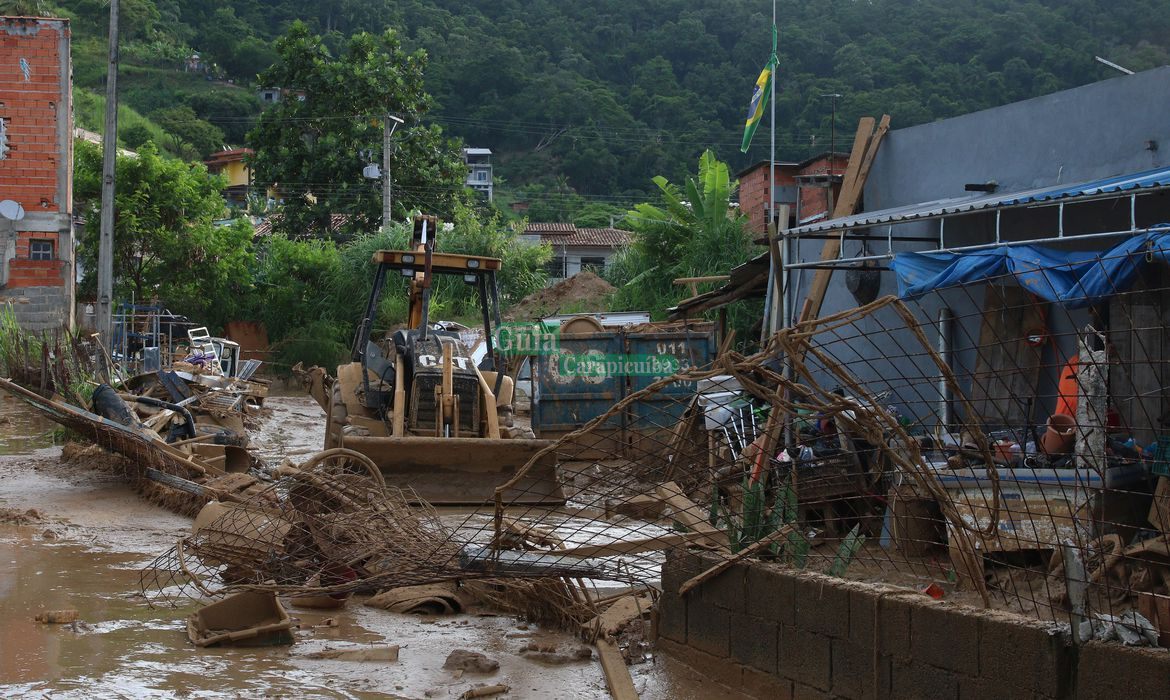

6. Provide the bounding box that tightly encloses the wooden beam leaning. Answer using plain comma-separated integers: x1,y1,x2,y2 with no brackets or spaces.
678,525,795,596
797,114,891,326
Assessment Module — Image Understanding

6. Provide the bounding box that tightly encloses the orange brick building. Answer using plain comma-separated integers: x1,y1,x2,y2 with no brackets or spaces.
0,16,73,330
736,152,849,235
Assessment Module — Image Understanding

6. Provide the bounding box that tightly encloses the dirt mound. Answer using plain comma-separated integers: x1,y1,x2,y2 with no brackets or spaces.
505,272,616,321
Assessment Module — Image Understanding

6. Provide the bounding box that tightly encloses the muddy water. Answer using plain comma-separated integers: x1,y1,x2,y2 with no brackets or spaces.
0,391,744,699
0,391,60,455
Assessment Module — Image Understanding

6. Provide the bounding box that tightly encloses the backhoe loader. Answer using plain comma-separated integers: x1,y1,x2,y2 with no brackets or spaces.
301,215,564,505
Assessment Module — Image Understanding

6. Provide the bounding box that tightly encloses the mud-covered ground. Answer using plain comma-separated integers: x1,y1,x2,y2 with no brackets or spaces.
0,389,739,699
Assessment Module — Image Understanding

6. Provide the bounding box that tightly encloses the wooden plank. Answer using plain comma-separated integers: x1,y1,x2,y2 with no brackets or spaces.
1109,276,1168,446
556,531,715,559
799,115,891,325
834,116,877,213
653,481,730,549
596,638,639,700
581,594,651,638
678,525,795,596
968,285,1047,428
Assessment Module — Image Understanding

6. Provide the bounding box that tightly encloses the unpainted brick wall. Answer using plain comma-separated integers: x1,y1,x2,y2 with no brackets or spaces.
657,549,1170,700
0,17,73,327
0,17,69,212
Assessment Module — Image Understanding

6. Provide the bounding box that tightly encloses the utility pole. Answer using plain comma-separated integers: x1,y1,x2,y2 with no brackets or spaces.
821,93,842,156
382,114,403,232
97,0,120,353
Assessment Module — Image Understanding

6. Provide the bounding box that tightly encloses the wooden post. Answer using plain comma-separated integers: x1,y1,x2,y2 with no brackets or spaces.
798,115,891,325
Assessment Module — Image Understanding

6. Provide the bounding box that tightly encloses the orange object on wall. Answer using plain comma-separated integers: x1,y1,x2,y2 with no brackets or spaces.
1055,355,1079,417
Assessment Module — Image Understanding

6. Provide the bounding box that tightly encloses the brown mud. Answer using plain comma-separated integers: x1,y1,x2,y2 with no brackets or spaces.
0,392,740,699
504,272,616,321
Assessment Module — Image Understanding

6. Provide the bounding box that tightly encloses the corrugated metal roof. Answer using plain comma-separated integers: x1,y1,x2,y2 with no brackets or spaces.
788,165,1170,236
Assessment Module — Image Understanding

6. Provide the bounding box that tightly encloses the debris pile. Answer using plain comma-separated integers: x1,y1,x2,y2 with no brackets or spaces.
504,271,615,320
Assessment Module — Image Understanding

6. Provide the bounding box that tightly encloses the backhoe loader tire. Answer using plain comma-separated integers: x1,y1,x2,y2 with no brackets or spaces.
325,381,347,450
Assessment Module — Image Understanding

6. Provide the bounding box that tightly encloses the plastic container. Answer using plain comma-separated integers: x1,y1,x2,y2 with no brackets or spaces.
1041,413,1076,456
187,591,294,647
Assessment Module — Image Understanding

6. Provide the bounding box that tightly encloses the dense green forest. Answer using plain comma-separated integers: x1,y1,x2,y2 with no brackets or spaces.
43,0,1170,219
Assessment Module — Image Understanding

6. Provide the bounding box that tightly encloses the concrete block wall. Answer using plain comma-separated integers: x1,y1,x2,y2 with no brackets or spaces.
657,549,1170,699
1,284,70,330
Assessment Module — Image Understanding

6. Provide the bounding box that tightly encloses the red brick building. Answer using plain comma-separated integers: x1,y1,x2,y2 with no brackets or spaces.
0,16,73,330
736,160,798,235
736,152,849,235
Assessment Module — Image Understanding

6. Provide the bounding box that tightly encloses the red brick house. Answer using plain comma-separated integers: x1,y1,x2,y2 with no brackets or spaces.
0,16,73,330
736,152,849,235
736,160,798,235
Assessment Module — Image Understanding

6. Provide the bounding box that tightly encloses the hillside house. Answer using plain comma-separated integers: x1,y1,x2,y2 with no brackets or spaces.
737,152,849,235
464,148,493,201
523,222,630,282
0,16,75,331
203,147,252,208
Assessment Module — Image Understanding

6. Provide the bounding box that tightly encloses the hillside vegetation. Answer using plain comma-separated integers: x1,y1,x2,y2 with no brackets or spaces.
43,0,1170,217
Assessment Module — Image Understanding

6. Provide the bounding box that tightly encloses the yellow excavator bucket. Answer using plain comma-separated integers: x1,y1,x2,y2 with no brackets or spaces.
341,435,563,506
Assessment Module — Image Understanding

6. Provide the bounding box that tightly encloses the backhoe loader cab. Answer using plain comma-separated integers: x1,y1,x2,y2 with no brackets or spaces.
320,215,564,505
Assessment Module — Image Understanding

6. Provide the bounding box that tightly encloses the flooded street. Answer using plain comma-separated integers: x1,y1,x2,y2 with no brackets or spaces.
0,391,735,699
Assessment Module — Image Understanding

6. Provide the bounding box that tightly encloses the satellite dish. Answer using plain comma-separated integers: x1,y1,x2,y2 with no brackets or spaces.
0,200,25,221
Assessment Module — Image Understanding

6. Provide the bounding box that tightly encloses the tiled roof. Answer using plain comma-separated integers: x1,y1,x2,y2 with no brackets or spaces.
522,222,630,248
204,147,253,165
566,227,632,247
524,222,578,234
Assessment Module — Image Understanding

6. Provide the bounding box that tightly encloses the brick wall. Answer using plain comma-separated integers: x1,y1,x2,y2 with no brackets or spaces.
739,162,799,235
657,549,1170,699
797,154,848,223
0,16,74,330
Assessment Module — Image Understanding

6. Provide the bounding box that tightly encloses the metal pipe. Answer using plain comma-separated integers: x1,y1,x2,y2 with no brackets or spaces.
782,225,1165,270
788,186,1170,238
937,308,953,429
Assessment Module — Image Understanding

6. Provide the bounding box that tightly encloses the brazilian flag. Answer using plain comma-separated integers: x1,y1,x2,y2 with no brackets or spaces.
741,27,778,153
740,62,774,153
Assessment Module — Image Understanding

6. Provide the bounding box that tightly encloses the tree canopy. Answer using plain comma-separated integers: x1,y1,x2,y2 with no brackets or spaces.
245,22,467,239
73,140,255,330
55,0,1170,224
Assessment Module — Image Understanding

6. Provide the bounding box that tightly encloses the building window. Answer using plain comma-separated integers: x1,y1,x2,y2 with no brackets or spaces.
476,171,487,181
581,256,606,274
29,239,54,261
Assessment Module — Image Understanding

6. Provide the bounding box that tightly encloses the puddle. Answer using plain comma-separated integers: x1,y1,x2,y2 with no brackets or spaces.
0,392,60,455
0,390,746,698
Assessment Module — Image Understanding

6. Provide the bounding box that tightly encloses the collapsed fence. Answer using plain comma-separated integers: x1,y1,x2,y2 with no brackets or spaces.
130,240,1170,647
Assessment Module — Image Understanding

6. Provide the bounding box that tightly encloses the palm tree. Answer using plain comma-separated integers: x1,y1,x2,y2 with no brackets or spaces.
608,150,758,318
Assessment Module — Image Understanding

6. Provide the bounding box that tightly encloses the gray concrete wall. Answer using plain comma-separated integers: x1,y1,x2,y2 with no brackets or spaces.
1,284,72,330
657,549,1170,699
786,67,1170,424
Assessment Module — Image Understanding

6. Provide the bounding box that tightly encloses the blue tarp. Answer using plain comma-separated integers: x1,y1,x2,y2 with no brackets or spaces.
891,228,1170,308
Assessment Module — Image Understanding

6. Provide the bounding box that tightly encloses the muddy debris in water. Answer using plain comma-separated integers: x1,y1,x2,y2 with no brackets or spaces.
35,609,80,624
365,582,469,615
0,506,44,524
459,684,511,699
443,649,500,674
519,640,593,665
302,644,400,662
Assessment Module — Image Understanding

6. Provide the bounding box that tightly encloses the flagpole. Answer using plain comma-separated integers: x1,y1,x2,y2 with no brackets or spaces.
769,0,776,235
770,0,780,328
